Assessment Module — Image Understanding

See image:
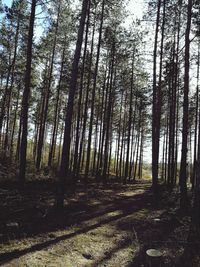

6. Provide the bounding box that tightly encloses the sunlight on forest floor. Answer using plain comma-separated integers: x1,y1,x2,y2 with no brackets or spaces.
0,182,197,267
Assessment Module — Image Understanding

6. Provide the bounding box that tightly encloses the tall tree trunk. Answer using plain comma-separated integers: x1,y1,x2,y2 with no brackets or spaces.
191,38,200,235
102,45,115,183
19,0,36,185
124,49,135,183
57,0,89,208
128,94,138,180
4,15,20,153
76,14,96,178
36,2,61,170
0,58,11,144
48,39,66,167
96,63,108,175
84,0,105,183
10,83,21,156
174,0,182,185
138,125,144,180
72,2,91,178
192,43,200,188
98,61,111,178
179,0,192,210
152,0,162,195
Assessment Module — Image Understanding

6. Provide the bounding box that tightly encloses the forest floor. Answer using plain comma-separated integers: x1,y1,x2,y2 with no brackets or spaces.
0,179,198,267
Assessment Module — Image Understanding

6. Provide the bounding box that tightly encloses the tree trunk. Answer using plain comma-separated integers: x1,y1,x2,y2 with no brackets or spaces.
84,0,105,183
36,2,61,170
48,39,66,167
152,0,162,195
179,0,192,210
19,0,36,185
124,48,135,183
76,12,95,178
57,0,89,208
102,44,115,183
72,2,91,178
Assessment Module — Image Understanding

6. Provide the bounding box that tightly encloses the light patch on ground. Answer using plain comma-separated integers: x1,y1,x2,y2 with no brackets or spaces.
1,207,139,267
117,189,145,197
2,222,138,267
3,183,186,267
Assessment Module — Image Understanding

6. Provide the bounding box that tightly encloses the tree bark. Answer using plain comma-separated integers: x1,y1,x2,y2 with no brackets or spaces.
19,0,36,185
57,0,89,208
152,0,162,196
84,0,105,183
179,0,192,210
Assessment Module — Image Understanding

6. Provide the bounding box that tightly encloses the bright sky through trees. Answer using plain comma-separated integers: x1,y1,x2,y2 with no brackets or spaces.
2,0,146,22
1,0,153,162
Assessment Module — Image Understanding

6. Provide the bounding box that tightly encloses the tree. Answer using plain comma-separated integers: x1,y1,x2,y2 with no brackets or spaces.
84,0,105,184
19,0,36,185
152,0,162,196
179,0,193,210
57,0,90,208
35,0,61,171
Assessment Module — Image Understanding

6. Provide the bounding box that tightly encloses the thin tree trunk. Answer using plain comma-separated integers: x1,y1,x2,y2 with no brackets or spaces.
4,15,20,152
84,0,105,183
10,83,21,156
192,43,200,188
152,0,162,195
36,2,61,170
179,0,192,210
48,39,66,167
76,14,95,178
102,45,115,183
124,48,135,183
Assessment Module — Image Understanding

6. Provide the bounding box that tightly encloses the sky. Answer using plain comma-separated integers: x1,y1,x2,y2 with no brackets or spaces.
1,0,147,43
126,0,146,21
2,0,146,20
1,0,148,45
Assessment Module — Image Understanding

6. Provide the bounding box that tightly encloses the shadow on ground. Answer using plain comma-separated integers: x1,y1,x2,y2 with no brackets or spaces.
0,180,190,266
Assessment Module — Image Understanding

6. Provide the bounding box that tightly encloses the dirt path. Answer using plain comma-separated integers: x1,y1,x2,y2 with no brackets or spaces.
0,182,190,266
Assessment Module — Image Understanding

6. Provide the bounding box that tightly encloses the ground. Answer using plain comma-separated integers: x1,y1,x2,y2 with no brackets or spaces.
0,180,198,267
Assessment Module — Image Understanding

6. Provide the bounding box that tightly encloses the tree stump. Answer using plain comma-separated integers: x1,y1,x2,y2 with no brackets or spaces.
146,249,163,267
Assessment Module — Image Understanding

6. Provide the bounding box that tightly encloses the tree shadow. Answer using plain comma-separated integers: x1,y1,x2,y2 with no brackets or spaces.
0,182,152,265
81,214,181,267
120,210,184,266
83,235,135,267
0,182,151,237
0,182,185,266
